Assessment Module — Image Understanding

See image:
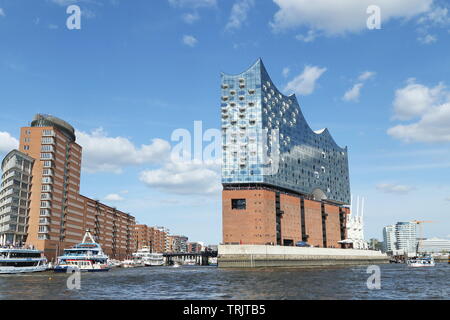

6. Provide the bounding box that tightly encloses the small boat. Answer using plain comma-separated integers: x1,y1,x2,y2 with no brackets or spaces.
133,247,164,267
0,247,48,274
172,262,181,268
407,256,435,267
54,230,109,272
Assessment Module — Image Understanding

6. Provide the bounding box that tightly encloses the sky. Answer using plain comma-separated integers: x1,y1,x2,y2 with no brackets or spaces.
0,0,449,244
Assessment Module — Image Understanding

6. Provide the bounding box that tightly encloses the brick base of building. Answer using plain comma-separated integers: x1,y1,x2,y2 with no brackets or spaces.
222,185,349,248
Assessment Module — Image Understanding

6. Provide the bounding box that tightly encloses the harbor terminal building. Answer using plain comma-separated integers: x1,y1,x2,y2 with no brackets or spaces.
0,114,136,260
221,59,351,248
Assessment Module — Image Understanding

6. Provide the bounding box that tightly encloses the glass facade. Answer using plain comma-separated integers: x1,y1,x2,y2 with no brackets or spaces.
221,59,351,204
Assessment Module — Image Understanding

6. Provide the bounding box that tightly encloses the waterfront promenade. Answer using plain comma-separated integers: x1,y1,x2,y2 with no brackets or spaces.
218,245,389,268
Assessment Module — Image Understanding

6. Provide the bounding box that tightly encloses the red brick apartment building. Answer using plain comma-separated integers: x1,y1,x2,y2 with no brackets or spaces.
134,224,169,253
0,114,135,260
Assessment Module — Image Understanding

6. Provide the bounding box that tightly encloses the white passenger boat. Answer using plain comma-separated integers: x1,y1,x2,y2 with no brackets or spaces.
54,231,109,272
407,256,435,267
0,247,48,274
133,246,164,266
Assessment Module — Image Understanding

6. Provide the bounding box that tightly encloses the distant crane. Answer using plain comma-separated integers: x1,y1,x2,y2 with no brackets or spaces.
411,220,437,254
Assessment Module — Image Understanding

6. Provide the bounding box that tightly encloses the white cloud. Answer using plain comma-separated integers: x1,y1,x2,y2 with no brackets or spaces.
140,159,221,195
358,71,376,82
376,183,415,194
271,0,433,35
282,67,290,78
388,79,450,143
417,33,437,44
418,5,450,27
392,79,446,121
50,0,75,5
182,12,200,24
343,71,376,102
284,65,327,96
168,0,216,8
225,0,255,31
104,193,125,202
76,128,171,174
388,102,450,143
0,132,19,154
50,0,86,6
343,83,364,102
295,29,318,42
0,8,5,17
182,35,198,47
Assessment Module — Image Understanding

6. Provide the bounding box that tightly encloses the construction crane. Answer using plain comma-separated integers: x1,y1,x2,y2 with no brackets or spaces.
411,220,437,255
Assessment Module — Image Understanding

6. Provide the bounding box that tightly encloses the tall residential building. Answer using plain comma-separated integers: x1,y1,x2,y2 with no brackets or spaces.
395,222,417,255
0,114,136,260
383,225,396,253
383,222,418,255
221,59,350,248
0,150,35,245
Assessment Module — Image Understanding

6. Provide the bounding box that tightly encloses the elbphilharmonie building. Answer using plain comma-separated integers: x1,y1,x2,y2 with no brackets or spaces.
221,59,351,248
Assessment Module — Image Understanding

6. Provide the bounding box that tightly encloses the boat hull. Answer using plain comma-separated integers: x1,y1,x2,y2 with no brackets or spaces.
144,262,165,267
0,265,48,274
408,263,435,267
53,266,110,273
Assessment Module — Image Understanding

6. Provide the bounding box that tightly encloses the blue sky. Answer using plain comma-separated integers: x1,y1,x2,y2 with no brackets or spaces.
0,0,449,244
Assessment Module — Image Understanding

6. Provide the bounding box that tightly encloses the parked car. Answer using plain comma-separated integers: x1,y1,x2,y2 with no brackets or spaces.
295,241,311,247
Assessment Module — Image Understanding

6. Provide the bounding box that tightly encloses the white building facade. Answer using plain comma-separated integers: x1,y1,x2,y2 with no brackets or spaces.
383,225,396,253
418,238,450,254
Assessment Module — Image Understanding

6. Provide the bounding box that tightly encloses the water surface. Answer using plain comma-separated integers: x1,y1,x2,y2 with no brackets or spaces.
0,263,448,300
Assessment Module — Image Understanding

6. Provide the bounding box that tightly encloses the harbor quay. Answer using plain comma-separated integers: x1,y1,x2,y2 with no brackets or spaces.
218,245,389,268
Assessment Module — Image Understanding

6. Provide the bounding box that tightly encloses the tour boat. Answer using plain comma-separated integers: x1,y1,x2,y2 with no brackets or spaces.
133,246,164,267
0,247,48,274
407,256,435,267
54,231,110,272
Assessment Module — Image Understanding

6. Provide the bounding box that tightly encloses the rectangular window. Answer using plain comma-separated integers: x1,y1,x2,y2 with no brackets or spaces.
43,161,52,168
41,137,54,144
42,130,54,136
231,199,246,210
41,145,53,152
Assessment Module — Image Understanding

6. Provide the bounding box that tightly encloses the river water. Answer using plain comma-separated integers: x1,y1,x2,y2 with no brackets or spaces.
0,263,448,300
